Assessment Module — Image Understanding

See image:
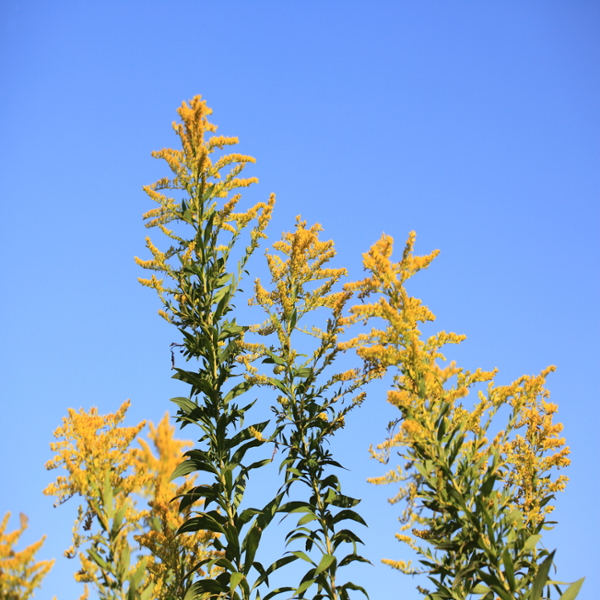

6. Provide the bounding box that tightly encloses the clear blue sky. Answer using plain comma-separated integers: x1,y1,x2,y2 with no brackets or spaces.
1,1,598,599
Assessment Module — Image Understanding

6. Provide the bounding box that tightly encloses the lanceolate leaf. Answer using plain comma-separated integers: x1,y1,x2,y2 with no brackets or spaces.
530,551,555,600
177,513,227,536
314,554,335,576
559,578,585,600
331,509,367,527
184,578,228,600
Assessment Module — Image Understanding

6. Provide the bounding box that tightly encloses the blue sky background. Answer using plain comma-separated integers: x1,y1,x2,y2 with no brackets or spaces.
1,1,598,599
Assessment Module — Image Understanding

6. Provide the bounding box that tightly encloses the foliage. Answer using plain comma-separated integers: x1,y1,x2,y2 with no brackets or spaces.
43,401,214,600
0,512,54,600
341,232,583,600
135,96,375,600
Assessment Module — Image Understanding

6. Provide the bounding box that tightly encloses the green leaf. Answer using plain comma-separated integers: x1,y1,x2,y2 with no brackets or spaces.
279,501,313,514
559,578,585,600
530,551,555,600
230,572,245,596
506,508,524,527
502,549,515,592
338,553,371,567
331,509,367,527
289,307,298,331
245,458,272,472
269,377,288,393
117,542,131,581
254,555,298,588
227,420,269,449
332,529,364,549
480,474,497,497
139,582,155,600
238,508,262,527
263,587,295,600
184,579,227,600
294,367,312,379
224,381,254,403
169,396,200,416
489,585,512,600
297,513,318,526
242,521,262,573
177,484,219,511
471,584,491,594
111,505,127,538
230,439,264,466
296,578,316,595
340,581,369,599
87,548,109,571
129,556,148,591
262,350,286,366
102,472,114,520
171,458,214,480
177,513,227,536
208,556,238,573
289,551,315,565
523,533,542,552
330,493,361,508
314,554,335,576
256,493,285,530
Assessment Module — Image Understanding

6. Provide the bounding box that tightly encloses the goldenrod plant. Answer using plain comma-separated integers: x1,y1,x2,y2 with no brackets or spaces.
136,96,278,600
341,232,583,600
0,512,54,600
135,96,581,600
44,401,214,600
44,401,150,600
6,95,581,600
247,218,377,600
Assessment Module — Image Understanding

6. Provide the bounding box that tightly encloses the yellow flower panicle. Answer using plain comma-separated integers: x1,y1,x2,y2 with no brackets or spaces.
499,366,571,523
134,414,216,597
43,401,149,591
0,512,54,600
135,95,274,323
247,217,371,433
249,217,351,357
44,400,147,507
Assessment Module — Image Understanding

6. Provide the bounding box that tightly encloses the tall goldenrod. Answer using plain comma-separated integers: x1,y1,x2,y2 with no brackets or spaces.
137,96,278,600
343,232,580,600
248,218,373,600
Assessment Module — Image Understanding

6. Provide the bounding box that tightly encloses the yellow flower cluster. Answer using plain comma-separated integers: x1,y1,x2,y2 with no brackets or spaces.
380,558,415,574
43,402,217,597
250,217,350,355
44,400,147,507
246,218,371,446
498,367,571,523
0,512,54,600
43,401,148,592
134,414,215,597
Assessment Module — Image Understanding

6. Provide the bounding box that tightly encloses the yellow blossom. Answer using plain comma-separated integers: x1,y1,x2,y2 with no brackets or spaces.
0,512,54,600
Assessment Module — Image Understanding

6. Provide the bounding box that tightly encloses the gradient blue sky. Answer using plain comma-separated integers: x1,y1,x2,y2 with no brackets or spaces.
1,2,598,599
